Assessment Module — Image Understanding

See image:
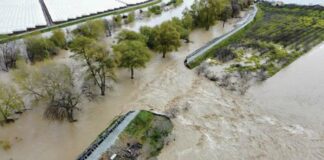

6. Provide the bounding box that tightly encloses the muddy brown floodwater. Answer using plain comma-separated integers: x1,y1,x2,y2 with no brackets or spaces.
248,43,324,132
0,2,324,160
0,1,241,159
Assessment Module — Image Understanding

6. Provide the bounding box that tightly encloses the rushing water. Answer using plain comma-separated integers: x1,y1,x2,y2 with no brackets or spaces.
0,26,223,160
266,0,324,6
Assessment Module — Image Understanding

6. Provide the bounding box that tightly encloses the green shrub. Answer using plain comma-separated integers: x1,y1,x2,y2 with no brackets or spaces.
25,37,57,62
113,15,123,27
72,20,106,39
49,29,66,49
127,12,136,24
149,5,162,15
0,140,11,151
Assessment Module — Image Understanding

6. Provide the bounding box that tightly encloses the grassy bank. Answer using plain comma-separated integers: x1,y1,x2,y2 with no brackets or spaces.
0,0,161,44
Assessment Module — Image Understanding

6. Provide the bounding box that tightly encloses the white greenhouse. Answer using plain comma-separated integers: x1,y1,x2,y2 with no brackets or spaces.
0,0,47,34
0,0,151,35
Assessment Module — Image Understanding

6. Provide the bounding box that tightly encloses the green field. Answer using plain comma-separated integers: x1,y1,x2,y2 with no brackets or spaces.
197,3,324,77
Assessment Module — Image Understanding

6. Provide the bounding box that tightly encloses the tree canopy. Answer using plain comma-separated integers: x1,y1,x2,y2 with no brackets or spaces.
190,0,230,30
25,37,57,62
69,36,117,95
117,29,147,43
72,20,106,39
113,40,151,79
0,82,24,123
154,22,181,58
12,61,80,122
140,26,158,49
50,29,67,49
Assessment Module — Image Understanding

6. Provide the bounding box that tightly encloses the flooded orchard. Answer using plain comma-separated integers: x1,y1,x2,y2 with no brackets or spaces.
0,1,324,160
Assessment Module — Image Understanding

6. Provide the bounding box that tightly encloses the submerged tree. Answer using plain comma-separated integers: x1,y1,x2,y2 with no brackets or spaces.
113,40,151,79
49,29,67,49
0,41,20,71
221,5,233,27
13,62,80,122
113,15,123,27
0,82,24,123
69,36,117,96
127,12,136,24
190,0,228,30
44,89,80,122
182,9,194,31
25,37,57,62
72,20,106,39
231,0,241,18
117,29,147,43
154,22,181,58
140,26,158,49
170,18,190,42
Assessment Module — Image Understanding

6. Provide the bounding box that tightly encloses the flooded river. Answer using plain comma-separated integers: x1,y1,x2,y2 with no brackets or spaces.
266,0,324,6
159,43,324,160
248,43,324,132
0,0,214,159
0,1,324,160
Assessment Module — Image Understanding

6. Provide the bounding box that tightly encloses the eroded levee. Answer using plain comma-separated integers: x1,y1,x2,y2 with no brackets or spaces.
77,110,173,160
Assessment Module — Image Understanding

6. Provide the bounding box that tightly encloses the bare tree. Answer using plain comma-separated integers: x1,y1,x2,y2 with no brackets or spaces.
13,62,81,122
44,90,80,122
0,42,20,72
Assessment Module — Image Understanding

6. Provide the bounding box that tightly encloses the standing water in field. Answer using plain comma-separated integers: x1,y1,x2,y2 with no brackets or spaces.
122,0,195,32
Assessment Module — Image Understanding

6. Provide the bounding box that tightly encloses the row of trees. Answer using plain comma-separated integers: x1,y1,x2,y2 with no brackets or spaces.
0,30,68,123
190,0,254,30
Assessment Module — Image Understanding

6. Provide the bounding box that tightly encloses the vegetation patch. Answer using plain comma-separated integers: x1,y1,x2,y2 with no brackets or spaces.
198,3,324,93
0,140,11,151
101,111,173,160
149,5,162,15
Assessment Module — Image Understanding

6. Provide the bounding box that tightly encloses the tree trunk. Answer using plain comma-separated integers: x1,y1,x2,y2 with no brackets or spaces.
131,67,134,79
0,110,9,123
206,26,210,31
162,52,166,58
223,21,225,28
100,85,105,96
67,109,76,122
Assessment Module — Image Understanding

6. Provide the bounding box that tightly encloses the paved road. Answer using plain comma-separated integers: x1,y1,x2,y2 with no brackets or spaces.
185,5,258,67
79,110,140,160
39,0,54,26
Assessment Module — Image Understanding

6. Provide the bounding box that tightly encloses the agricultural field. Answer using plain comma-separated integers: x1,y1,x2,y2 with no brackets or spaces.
199,3,324,93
